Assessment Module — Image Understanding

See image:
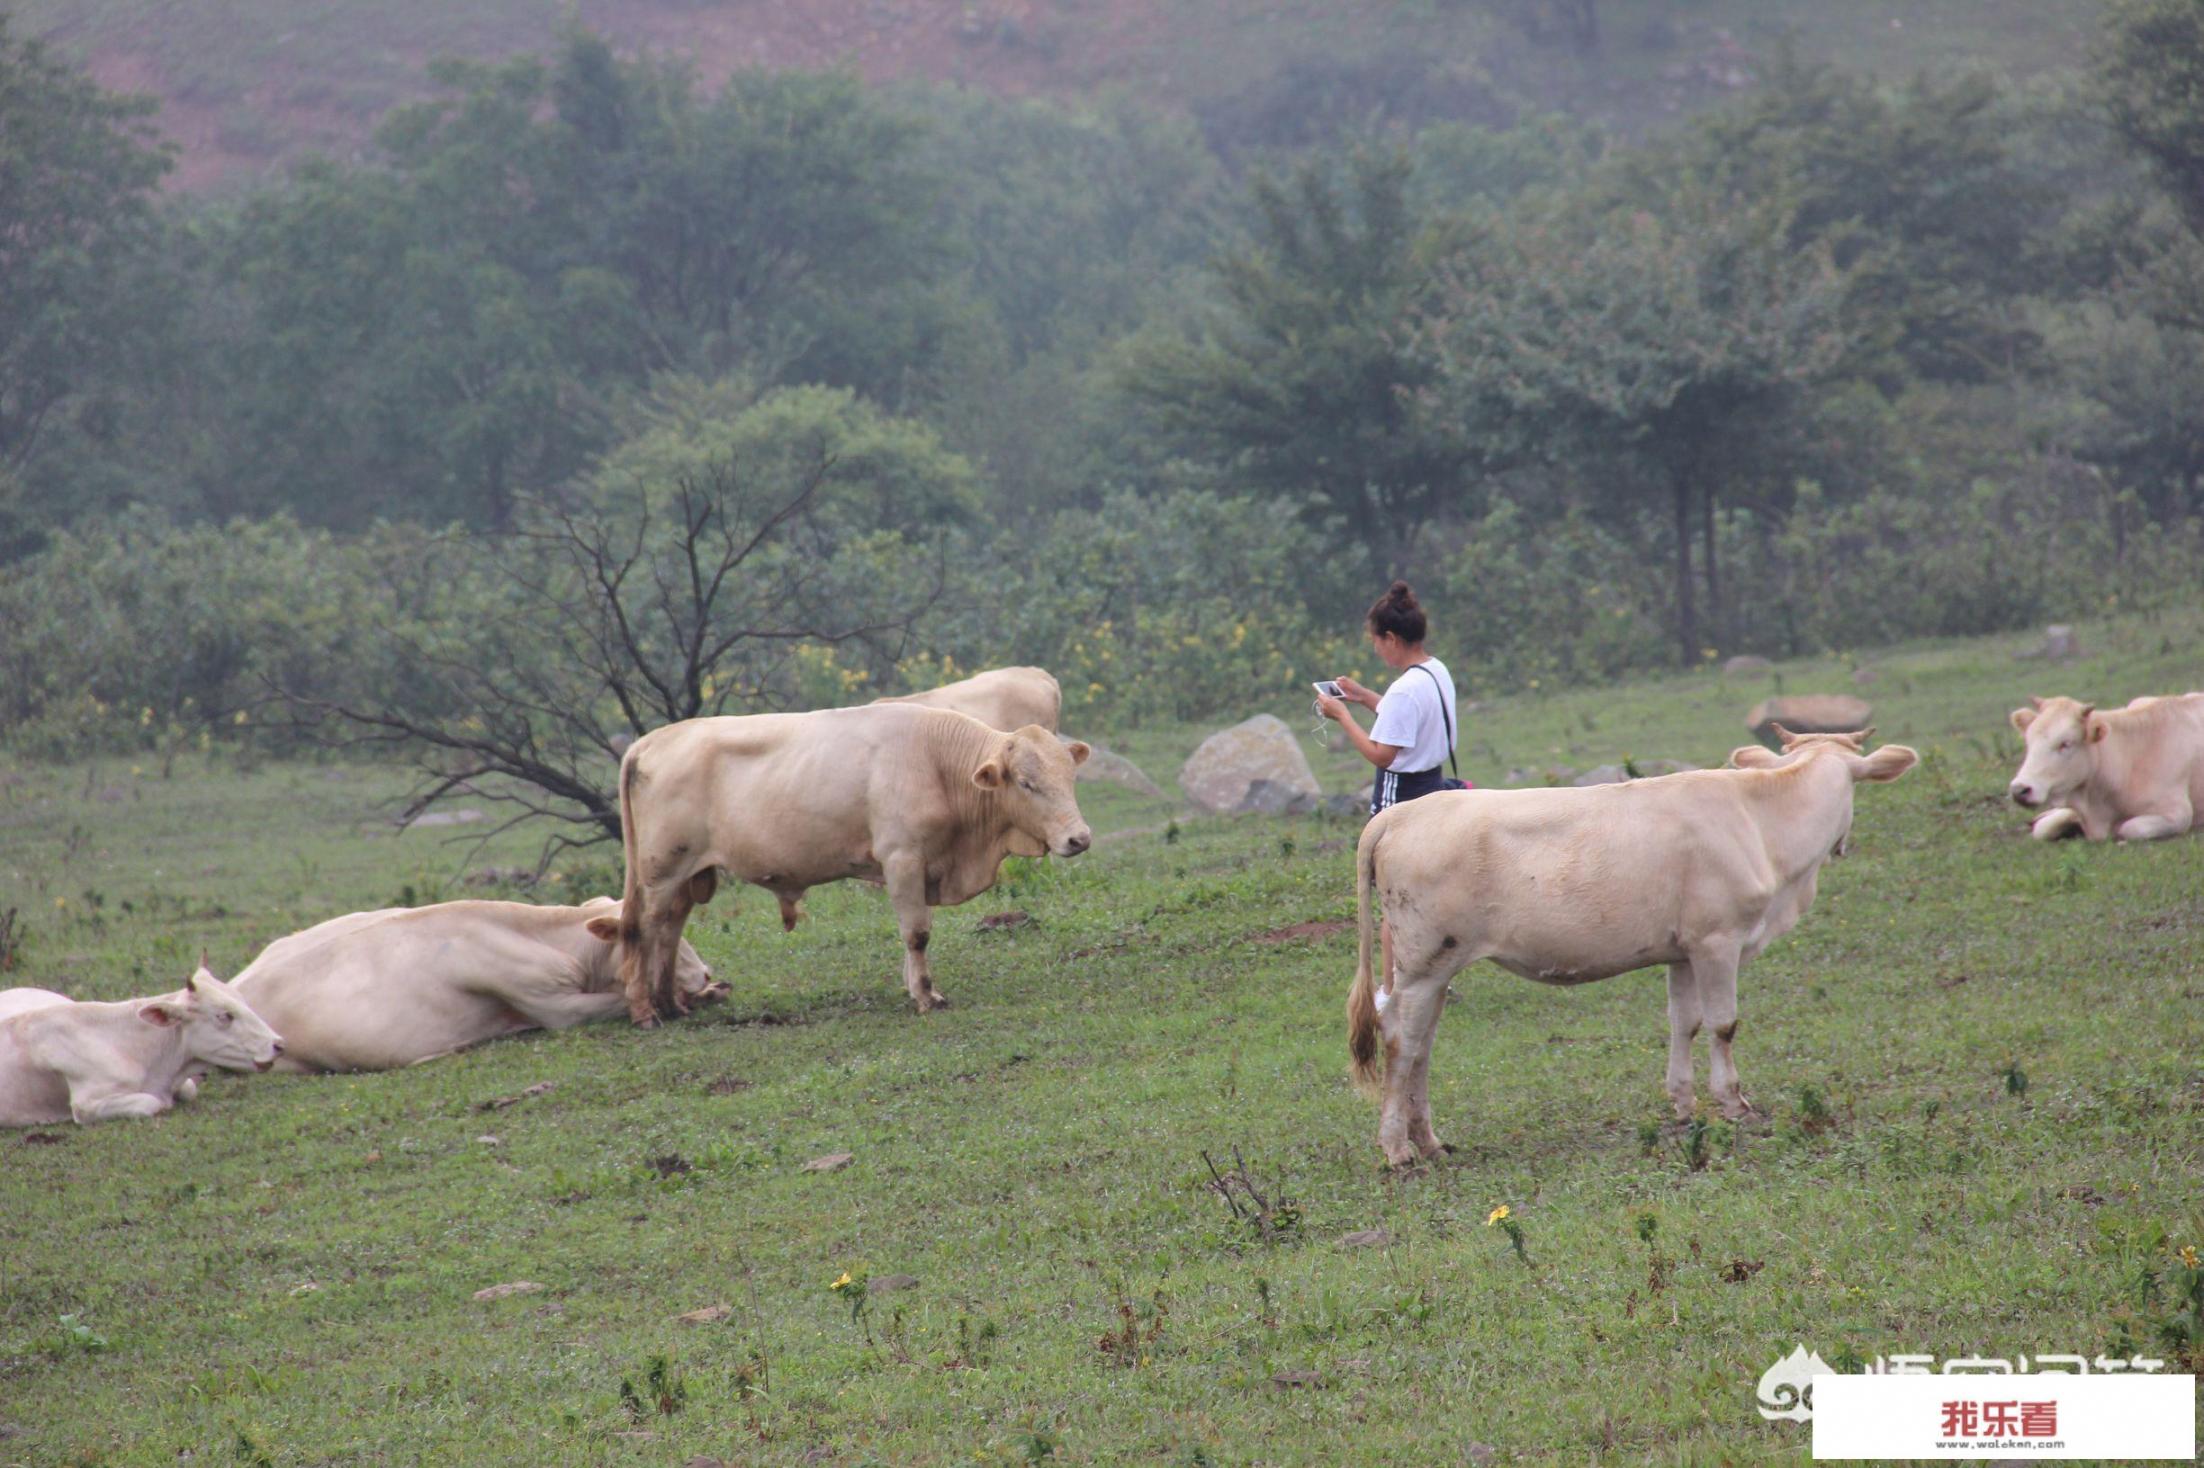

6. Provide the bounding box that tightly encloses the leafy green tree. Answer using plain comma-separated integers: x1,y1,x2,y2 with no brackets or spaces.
2099,0,2204,237
0,18,173,550
1117,146,1473,572
1417,185,1855,662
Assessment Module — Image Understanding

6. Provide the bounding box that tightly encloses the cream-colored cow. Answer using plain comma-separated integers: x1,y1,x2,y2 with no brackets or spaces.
611,704,1090,1024
2008,693,2204,841
1346,729,1917,1166
232,898,722,1072
0,966,282,1125
873,666,1062,733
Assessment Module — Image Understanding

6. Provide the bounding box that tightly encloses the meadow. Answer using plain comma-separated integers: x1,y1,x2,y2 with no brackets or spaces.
1,611,2200,1465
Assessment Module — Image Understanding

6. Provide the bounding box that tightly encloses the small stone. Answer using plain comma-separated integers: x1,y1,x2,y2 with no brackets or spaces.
870,1273,920,1294
802,1151,855,1173
1572,764,1629,786
290,1281,322,1296
1338,1227,1390,1248
976,910,1033,932
475,1134,502,1146
1272,1368,1326,1389
677,1304,734,1325
472,1280,545,1301
1722,654,1773,676
1467,1443,1499,1466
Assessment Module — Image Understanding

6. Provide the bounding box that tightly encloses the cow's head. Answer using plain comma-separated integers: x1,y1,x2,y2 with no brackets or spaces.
2007,695,2101,810
974,725,1093,859
140,964,284,1072
581,899,721,1002
1729,728,1918,781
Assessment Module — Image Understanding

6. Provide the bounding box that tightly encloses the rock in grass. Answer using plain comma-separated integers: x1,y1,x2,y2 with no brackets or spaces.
1338,1227,1390,1248
1272,1368,1326,1389
1722,654,1773,676
1178,715,1322,814
1745,694,1871,746
802,1151,855,1173
870,1273,920,1294
677,1304,734,1325
472,1281,545,1301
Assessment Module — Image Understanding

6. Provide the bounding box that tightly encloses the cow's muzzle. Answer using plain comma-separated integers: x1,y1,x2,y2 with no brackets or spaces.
2009,782,2041,809
1056,829,1092,858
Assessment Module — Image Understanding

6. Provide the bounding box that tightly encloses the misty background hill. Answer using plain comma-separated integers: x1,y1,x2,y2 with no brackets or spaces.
18,0,2098,189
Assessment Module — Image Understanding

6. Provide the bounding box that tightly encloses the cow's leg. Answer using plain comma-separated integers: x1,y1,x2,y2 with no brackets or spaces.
1664,961,1701,1122
619,882,694,1028
1693,941,1754,1120
2114,809,2190,842
882,853,946,1013
2030,807,2084,841
1379,964,1449,1166
499,986,629,1031
70,1089,171,1124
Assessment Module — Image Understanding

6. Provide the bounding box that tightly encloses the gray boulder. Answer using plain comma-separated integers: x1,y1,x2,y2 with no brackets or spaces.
1745,694,1872,746
2016,624,2080,662
1066,739,1168,801
1722,654,1773,676
1178,714,1323,814
1572,764,1630,787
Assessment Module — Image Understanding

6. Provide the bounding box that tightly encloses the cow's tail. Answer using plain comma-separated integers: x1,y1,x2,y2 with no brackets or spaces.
613,741,646,961
1347,812,1385,1097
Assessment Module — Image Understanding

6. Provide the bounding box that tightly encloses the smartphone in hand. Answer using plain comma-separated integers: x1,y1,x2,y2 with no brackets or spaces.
1312,680,1344,700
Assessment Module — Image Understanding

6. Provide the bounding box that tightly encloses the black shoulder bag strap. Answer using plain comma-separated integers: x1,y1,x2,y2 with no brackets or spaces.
1410,662,1459,779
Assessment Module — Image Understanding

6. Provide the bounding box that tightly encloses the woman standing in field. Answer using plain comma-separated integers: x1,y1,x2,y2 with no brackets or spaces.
1315,581,1463,1010
1315,581,1463,813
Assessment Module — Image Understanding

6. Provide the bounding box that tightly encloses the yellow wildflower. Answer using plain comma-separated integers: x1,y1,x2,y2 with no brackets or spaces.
829,1271,853,1291
1486,1204,1510,1227
233,710,249,725
54,897,66,909
2180,1245,2200,1269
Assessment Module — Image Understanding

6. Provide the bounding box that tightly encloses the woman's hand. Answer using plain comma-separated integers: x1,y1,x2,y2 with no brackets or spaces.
1314,692,1351,723
1336,675,1380,710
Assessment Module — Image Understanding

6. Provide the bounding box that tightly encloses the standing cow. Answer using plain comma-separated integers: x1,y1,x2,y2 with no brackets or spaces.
1345,728,1916,1166
872,666,1062,734
233,898,723,1072
613,704,1091,1024
2008,693,2204,841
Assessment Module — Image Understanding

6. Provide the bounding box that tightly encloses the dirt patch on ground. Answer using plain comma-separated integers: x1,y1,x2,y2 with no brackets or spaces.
1247,919,1351,945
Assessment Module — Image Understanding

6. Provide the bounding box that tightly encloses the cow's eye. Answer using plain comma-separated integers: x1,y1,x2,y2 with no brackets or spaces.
2057,741,2072,752
1018,777,1038,793
216,1011,234,1027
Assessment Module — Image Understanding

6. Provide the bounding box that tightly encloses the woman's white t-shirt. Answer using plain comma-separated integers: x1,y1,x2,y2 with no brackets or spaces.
1368,657,1458,774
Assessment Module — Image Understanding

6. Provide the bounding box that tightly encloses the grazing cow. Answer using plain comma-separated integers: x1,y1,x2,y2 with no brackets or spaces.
613,704,1091,1024
2008,693,2204,842
1345,728,1917,1166
874,666,1062,733
232,898,723,1072
0,966,282,1126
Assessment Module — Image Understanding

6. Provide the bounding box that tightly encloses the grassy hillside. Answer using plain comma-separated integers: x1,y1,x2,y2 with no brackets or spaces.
0,609,2199,1463
14,0,2105,189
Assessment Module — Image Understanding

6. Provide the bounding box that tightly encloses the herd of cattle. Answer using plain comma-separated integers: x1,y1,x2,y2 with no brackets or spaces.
2,665,2199,1163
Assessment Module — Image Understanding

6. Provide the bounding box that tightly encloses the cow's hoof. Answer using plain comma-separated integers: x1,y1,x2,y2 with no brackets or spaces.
630,1013,661,1030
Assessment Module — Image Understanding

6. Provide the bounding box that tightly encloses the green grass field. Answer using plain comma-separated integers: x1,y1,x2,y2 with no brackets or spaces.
2,611,2200,1465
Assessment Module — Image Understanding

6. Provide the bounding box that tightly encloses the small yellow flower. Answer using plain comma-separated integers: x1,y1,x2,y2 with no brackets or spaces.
130,765,143,777
233,710,248,725
1486,1204,1511,1227
2180,1244,2200,1269
54,897,67,909
829,1271,853,1291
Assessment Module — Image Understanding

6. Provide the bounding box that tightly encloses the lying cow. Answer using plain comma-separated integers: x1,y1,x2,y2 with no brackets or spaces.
233,898,722,1072
613,704,1091,1024
0,965,282,1125
1346,727,1917,1166
873,666,1062,733
2008,693,2204,841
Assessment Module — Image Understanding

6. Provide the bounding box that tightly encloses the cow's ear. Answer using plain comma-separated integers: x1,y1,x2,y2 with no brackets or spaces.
1064,740,1091,767
1766,721,1799,750
2029,694,2045,710
2010,707,2036,733
2086,713,2109,744
972,758,1004,790
1856,744,1919,782
1729,745,1782,769
137,1002,183,1028
583,915,623,942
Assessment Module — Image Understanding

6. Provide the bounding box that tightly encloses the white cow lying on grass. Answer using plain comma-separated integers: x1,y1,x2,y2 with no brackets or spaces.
232,897,722,1072
2008,693,2204,842
1346,727,1917,1167
0,965,282,1125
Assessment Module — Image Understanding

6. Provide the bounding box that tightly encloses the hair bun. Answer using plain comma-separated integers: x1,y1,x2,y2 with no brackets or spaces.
1386,581,1417,606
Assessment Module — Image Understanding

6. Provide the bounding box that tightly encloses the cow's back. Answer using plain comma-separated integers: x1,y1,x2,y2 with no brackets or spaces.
876,667,1060,733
